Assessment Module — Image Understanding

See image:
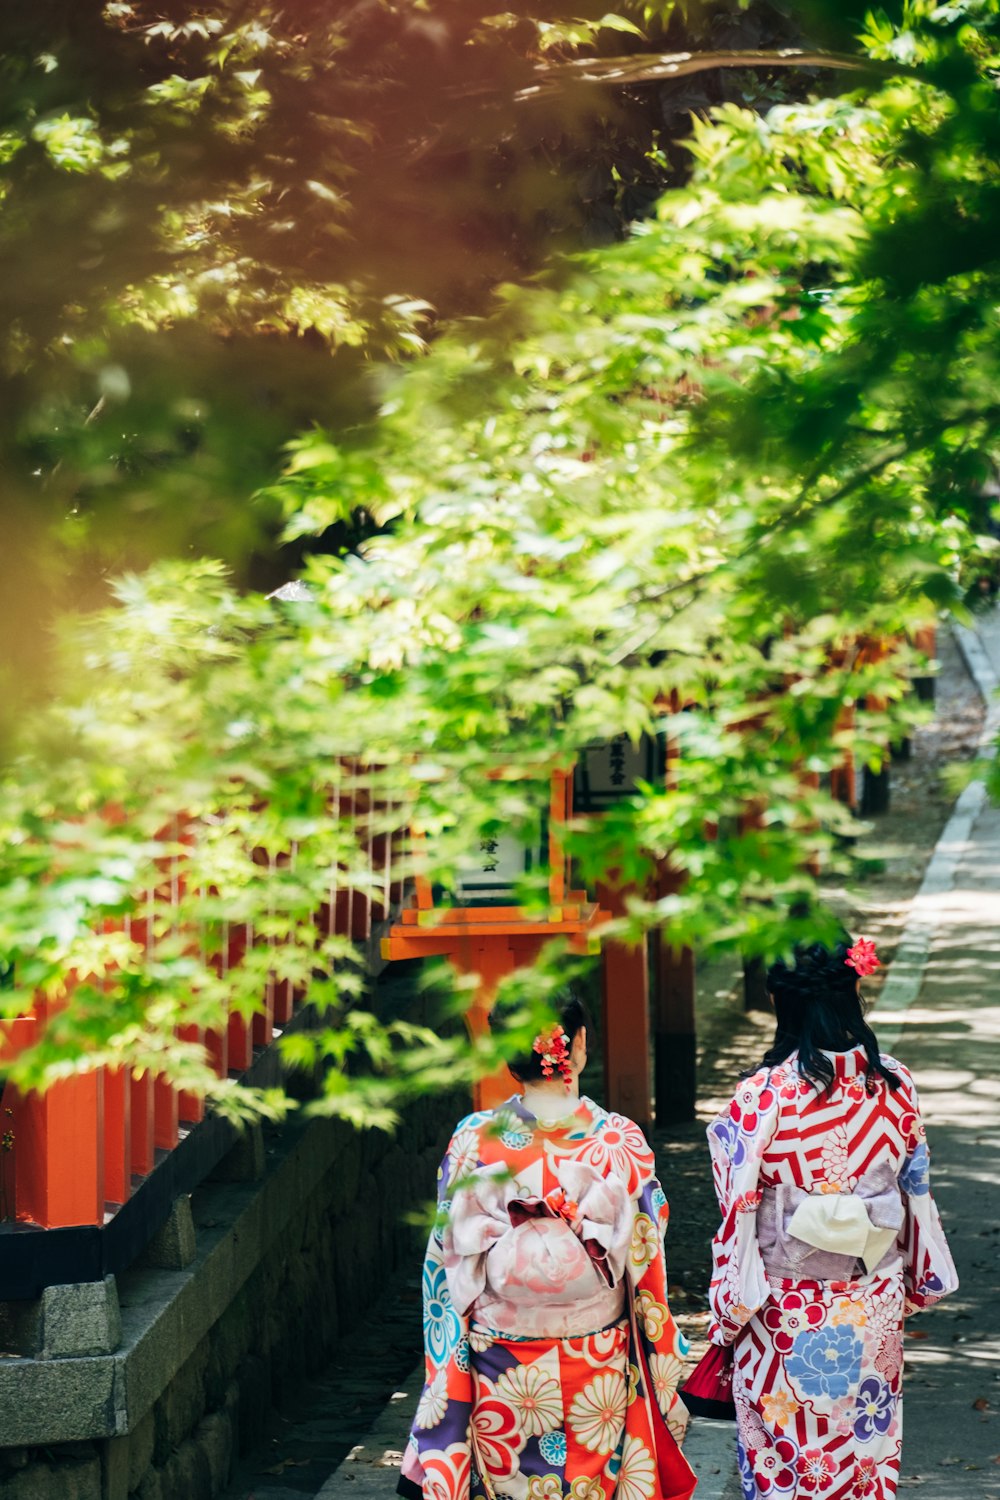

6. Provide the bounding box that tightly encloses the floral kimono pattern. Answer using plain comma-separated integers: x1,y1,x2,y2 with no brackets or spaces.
399,1095,694,1500
708,1047,958,1500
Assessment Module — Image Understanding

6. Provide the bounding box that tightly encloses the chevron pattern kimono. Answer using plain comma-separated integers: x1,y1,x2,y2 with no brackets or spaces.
707,1047,958,1500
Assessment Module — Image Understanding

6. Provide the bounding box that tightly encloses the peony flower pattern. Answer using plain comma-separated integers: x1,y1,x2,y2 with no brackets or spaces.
569,1371,628,1453
763,1290,825,1354
785,1326,863,1400
900,1142,930,1196
853,1376,895,1442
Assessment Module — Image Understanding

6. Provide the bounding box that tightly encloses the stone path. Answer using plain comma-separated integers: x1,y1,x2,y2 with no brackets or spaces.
305,611,1000,1500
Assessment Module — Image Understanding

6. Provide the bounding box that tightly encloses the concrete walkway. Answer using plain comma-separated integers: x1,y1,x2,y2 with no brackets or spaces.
317,613,1000,1499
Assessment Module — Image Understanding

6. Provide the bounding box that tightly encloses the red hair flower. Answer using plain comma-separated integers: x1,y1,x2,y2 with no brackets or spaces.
846,937,879,978
532,1025,573,1090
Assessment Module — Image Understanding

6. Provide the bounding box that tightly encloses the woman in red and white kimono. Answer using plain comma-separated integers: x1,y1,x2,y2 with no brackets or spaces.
707,939,958,1500
399,995,696,1500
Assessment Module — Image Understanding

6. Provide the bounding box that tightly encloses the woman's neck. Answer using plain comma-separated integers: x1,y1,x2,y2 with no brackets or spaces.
520,1081,580,1122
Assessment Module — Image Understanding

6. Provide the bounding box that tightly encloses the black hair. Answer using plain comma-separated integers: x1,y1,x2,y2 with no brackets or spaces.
489,991,589,1085
756,940,901,1094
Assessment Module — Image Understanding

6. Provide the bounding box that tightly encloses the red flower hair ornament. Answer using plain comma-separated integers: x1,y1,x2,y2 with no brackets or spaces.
846,937,880,978
532,1024,574,1090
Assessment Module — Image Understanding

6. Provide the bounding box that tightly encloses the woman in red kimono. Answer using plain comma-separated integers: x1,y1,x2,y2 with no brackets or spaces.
707,939,958,1500
399,995,696,1500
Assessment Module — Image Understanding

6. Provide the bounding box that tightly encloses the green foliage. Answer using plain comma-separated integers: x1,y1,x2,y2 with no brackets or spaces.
1,0,999,1126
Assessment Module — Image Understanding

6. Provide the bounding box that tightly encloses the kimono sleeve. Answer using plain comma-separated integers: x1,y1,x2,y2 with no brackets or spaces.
629,1173,690,1435
894,1069,959,1316
398,1123,477,1500
706,1069,780,1346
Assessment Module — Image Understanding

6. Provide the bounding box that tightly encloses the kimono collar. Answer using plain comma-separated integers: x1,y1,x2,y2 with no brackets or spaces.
504,1093,595,1131
815,1045,870,1078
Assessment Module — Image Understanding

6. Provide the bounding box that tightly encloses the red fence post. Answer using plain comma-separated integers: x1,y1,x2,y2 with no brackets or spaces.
104,1066,132,1206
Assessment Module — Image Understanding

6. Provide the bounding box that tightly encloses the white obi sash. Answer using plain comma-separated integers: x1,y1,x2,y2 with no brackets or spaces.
758,1163,904,1279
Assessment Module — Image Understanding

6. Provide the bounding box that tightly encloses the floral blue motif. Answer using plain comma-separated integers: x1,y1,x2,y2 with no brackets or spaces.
853,1376,895,1441
710,1115,747,1169
917,1271,944,1296
651,1186,667,1216
422,1256,462,1368
737,1438,756,1500
539,1431,567,1466
499,1128,533,1150
785,1325,863,1400
433,1200,451,1248
900,1142,930,1196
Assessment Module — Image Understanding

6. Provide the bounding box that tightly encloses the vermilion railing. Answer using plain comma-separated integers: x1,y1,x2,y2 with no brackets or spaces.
0,806,403,1236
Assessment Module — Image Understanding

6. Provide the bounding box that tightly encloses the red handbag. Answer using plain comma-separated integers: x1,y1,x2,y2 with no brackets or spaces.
679,1341,736,1421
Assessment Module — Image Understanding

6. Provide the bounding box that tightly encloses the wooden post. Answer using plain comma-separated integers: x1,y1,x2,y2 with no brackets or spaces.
104,1066,132,1205
652,936,697,1124
595,879,652,1135
14,1073,105,1228
130,1070,155,1176
457,938,519,1111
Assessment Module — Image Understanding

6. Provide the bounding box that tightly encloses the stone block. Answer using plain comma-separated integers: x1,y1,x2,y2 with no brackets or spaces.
1,1454,102,1500
235,1353,271,1454
153,1341,208,1462
210,1123,265,1183
0,1298,43,1357
158,1436,212,1500
135,1466,162,1500
139,1195,197,1271
127,1411,156,1492
195,1407,234,1493
41,1276,121,1359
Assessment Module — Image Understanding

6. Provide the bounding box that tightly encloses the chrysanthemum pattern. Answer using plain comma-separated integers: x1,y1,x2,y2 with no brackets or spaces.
569,1371,628,1453
416,1369,448,1430
404,1097,691,1500
496,1361,563,1438
574,1113,655,1196
647,1352,685,1415
615,1434,657,1500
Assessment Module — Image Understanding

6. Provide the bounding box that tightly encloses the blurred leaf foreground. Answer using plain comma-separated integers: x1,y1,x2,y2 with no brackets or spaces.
0,0,998,1124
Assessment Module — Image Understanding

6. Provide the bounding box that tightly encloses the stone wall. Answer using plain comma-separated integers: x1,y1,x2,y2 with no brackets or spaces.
0,1090,466,1500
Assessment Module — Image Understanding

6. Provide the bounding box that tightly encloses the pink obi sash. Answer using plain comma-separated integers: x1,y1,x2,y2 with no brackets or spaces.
443,1160,632,1338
